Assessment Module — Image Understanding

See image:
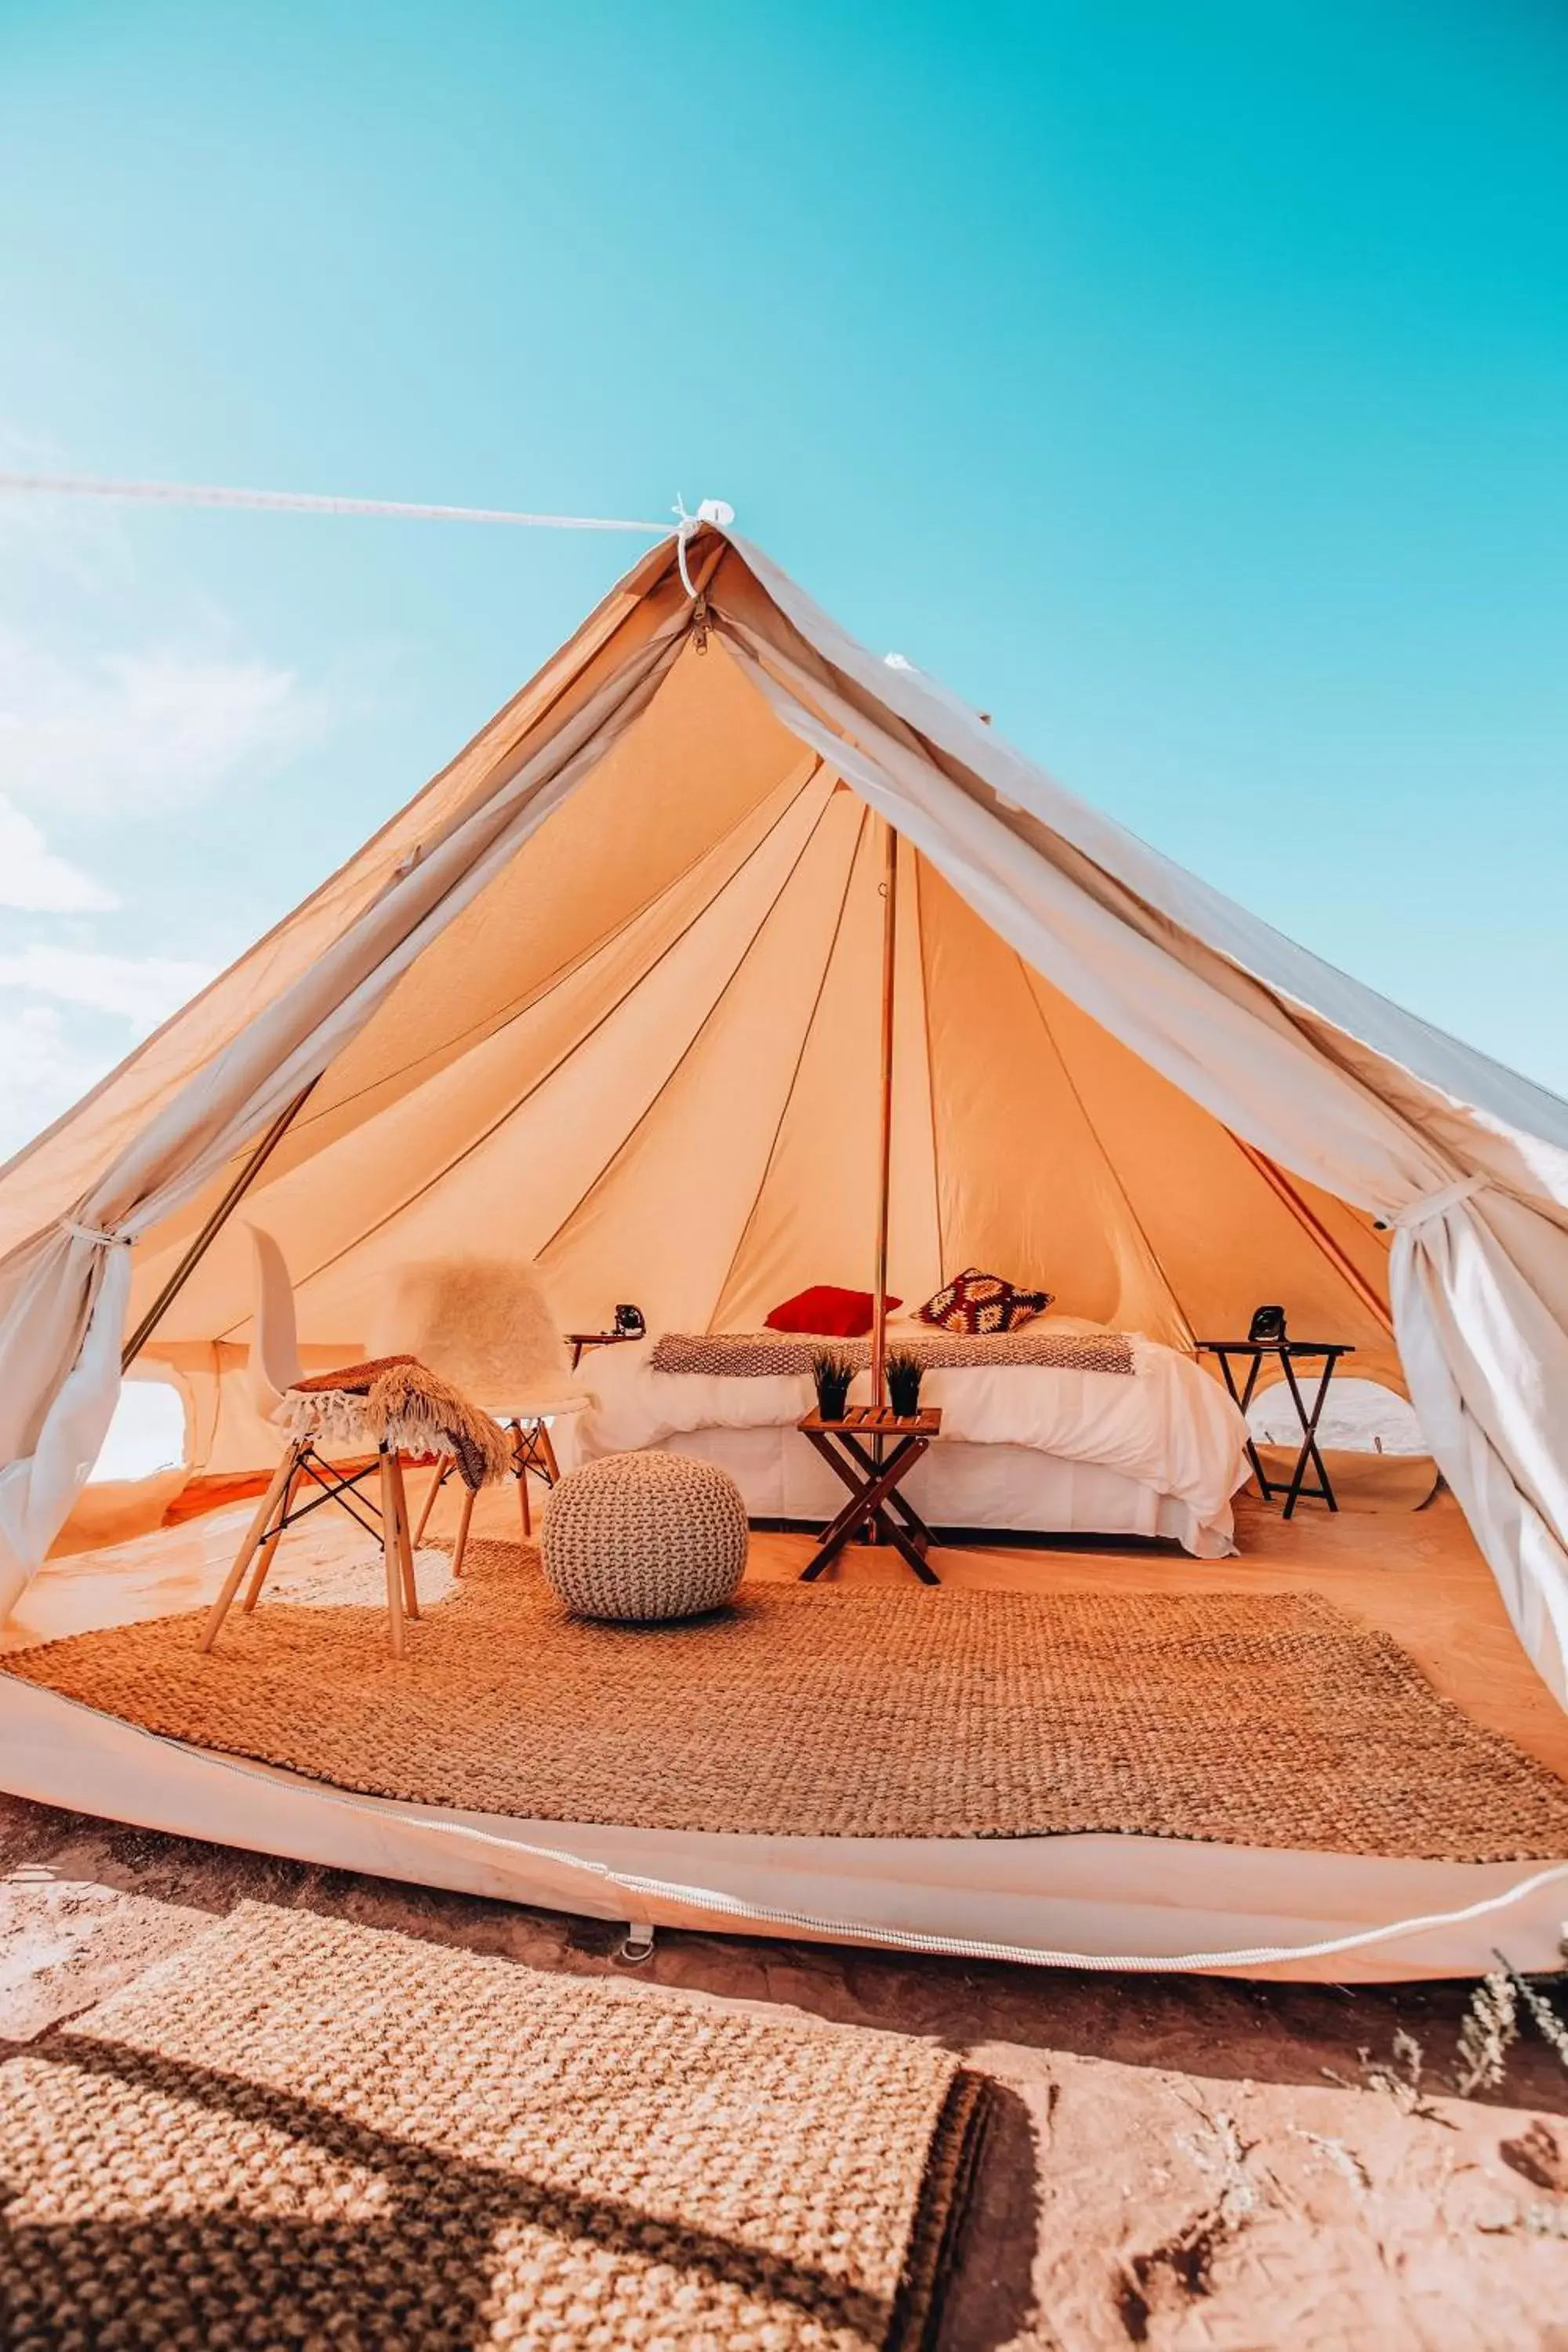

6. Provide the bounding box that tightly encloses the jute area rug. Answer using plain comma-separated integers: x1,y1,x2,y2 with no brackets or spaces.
1,1903,982,2350
8,1540,1568,1862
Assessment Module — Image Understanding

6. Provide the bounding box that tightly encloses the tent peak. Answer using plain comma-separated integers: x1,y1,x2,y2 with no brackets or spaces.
673,498,736,597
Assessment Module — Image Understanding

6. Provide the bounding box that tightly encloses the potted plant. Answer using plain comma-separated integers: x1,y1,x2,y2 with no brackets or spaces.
886,1348,924,1420
811,1348,855,1421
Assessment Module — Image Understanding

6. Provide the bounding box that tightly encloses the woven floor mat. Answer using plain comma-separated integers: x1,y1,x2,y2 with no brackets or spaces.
1,1902,984,2350
8,1541,1568,1860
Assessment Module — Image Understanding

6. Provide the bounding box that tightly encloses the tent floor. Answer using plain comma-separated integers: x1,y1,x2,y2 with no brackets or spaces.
3,1484,1565,1980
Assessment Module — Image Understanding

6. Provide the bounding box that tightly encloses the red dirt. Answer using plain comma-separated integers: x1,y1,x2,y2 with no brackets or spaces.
3,1789,1566,2348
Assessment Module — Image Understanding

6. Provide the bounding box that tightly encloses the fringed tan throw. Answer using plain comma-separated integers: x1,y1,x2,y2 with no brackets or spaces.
652,1329,1136,1377
283,1354,513,1490
9,1545,1568,1862
0,1902,984,2352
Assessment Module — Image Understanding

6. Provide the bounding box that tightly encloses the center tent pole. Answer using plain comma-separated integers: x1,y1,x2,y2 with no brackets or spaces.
870,816,898,1411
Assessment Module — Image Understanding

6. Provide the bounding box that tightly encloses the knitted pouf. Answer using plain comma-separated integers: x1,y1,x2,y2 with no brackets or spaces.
540,1450,749,1622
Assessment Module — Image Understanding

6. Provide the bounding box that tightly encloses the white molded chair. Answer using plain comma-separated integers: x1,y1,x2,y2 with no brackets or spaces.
247,1221,305,1419
365,1257,589,1563
200,1225,420,1657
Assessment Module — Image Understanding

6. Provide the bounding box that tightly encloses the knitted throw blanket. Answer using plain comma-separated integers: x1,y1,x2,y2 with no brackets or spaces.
282,1356,513,1490
649,1330,1136,1378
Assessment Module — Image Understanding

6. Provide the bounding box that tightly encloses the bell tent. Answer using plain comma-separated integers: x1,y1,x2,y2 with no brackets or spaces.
1,519,1566,1711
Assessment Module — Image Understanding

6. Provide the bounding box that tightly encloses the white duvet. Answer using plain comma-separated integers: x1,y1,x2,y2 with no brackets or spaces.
579,1320,1250,1540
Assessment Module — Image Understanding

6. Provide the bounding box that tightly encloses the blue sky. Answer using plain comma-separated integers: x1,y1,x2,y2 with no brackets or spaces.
1,0,1565,1164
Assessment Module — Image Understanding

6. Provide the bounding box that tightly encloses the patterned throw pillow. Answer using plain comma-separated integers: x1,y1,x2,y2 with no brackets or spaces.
916,1267,1053,1335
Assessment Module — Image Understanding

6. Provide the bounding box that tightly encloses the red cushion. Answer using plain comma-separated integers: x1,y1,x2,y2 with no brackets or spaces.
764,1285,903,1338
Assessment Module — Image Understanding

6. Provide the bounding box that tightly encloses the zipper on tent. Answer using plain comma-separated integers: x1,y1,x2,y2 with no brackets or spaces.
599,1862,1568,1976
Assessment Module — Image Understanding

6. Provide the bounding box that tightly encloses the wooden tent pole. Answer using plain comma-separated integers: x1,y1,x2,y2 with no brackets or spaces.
120,1076,321,1371
870,818,898,1410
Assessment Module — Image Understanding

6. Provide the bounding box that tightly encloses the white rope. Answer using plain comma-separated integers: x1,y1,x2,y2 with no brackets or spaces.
0,470,670,535
61,1218,131,1249
673,495,736,596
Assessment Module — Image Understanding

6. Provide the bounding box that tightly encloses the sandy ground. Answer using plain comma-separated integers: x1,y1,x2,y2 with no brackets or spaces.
4,1782,1566,2350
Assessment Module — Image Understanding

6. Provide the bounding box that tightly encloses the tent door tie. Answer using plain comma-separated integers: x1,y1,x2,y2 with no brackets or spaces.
62,1218,132,1249
1380,1174,1488,1235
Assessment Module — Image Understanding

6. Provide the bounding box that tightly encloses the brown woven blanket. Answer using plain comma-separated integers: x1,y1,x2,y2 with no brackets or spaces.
652,1328,1135,1377
0,1902,984,2351
9,1544,1567,1861
284,1356,512,1490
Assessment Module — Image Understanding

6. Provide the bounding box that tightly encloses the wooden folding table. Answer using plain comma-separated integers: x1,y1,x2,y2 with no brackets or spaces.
797,1403,943,1584
1198,1338,1354,1517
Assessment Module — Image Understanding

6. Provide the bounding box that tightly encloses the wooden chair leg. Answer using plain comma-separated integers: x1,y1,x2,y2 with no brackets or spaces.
536,1419,562,1484
390,1453,419,1621
242,1447,306,1613
378,1446,406,1659
200,1443,302,1654
452,1481,477,1577
413,1456,450,1544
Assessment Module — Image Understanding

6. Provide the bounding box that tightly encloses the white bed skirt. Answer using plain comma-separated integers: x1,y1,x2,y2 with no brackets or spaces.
654,1425,1229,1556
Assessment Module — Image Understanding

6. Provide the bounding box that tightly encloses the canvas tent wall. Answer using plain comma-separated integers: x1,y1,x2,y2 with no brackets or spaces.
1,521,1566,1711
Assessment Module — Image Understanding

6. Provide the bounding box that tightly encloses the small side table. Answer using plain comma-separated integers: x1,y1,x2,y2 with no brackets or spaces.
1198,1340,1354,1518
566,1330,638,1371
797,1404,942,1584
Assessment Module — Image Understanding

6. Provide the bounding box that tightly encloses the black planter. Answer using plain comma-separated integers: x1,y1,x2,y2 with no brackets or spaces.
811,1351,854,1421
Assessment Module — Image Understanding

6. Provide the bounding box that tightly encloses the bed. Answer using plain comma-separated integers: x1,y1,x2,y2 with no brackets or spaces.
576,1319,1251,1558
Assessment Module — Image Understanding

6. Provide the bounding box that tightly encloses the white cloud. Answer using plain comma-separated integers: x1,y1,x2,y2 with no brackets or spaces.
0,949,219,1160
0,792,117,912
0,626,322,816
0,943,216,1031
0,432,342,1159
0,1002,111,1162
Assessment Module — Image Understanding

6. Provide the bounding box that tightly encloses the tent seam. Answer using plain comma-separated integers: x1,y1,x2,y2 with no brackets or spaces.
250,750,831,1141
532,785,847,1275
219,764,837,1327
706,795,869,1330
1222,1129,1396,1342
1011,953,1195,1347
